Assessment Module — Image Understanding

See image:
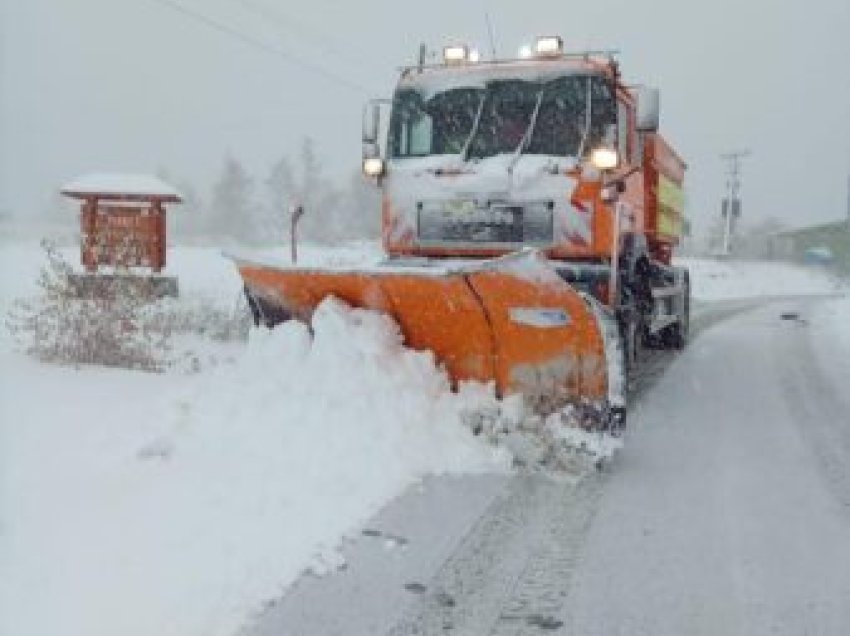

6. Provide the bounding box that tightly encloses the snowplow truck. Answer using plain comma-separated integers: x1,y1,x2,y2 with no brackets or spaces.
234,37,689,430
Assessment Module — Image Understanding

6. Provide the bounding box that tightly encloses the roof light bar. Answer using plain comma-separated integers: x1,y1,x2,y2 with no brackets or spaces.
443,45,469,64
534,35,564,57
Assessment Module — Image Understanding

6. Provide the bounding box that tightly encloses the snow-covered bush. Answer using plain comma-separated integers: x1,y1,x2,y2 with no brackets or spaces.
6,240,170,370
155,294,251,343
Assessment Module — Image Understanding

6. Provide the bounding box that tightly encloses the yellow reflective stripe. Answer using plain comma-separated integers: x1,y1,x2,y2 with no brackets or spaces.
658,175,684,237
659,175,685,212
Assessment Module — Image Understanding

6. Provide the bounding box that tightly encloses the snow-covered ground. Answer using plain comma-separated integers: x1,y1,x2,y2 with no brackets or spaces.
811,295,850,403
676,256,843,301
0,239,507,636
0,240,847,636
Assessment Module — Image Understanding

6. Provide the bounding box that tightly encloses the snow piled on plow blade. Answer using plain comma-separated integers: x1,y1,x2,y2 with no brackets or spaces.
221,296,621,475
466,397,624,472
148,297,621,631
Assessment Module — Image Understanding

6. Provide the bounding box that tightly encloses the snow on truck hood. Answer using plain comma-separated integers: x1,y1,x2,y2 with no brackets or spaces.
388,153,578,184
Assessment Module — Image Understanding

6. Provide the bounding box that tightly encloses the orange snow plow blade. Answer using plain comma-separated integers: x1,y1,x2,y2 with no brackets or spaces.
232,253,613,414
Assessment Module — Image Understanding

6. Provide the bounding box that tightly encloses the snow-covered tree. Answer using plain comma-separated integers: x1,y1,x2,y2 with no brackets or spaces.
264,137,341,244
296,137,335,242
209,155,257,243
155,168,207,243
331,170,381,240
260,156,297,244
259,138,381,245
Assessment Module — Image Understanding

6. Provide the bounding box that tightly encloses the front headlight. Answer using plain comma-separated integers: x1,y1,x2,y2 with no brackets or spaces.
590,147,619,171
362,157,385,177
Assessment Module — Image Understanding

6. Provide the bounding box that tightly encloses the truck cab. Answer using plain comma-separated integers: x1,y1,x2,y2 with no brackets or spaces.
362,38,675,268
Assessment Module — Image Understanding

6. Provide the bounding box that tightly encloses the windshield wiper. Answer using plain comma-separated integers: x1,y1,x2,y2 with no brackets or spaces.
507,88,544,174
460,94,486,161
576,77,593,161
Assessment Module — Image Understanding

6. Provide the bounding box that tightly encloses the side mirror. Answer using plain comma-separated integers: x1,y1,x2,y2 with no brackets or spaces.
362,99,389,182
362,100,380,144
634,87,660,132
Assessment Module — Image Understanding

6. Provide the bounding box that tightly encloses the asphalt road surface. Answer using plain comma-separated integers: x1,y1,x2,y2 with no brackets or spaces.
244,297,850,636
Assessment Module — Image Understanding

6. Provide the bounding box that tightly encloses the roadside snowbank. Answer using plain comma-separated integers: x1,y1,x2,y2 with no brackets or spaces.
0,295,508,636
677,257,842,301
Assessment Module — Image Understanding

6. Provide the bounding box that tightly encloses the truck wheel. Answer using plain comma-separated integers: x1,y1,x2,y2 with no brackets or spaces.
670,273,690,349
626,319,644,371
244,287,291,329
244,286,262,327
608,405,627,435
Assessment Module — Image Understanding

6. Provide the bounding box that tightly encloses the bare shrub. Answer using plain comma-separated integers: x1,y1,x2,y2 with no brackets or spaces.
155,293,251,343
6,240,170,371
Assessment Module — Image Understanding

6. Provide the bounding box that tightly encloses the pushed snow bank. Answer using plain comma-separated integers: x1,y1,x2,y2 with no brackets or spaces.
0,298,509,636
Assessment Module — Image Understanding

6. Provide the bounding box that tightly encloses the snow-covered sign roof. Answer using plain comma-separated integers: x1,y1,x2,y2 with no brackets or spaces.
61,173,183,203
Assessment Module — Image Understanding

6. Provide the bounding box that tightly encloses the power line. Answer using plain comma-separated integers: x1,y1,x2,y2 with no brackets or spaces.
147,0,371,94
230,0,373,71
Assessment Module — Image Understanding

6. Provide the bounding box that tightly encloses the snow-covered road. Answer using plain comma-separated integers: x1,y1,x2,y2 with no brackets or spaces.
247,297,850,635
564,299,850,635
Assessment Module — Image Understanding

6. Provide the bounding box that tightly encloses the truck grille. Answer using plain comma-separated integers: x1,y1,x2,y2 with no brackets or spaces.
417,200,554,246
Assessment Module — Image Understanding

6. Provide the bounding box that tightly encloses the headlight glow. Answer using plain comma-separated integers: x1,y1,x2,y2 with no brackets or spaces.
362,157,385,177
590,147,619,171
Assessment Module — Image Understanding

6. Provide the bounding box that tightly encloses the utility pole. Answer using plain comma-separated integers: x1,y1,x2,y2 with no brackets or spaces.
720,150,750,255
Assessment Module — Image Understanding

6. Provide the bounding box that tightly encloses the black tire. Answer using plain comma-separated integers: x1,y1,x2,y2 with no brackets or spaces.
625,318,645,372
244,286,262,327
671,273,690,349
244,286,292,329
608,405,627,434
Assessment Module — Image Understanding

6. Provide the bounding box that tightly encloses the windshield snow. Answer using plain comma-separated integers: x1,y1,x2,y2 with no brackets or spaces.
388,74,617,161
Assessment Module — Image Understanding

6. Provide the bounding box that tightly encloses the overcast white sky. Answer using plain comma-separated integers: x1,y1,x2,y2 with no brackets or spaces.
2,0,849,235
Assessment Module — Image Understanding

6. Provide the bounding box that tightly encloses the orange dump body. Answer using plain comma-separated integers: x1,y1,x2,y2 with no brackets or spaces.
237,258,608,409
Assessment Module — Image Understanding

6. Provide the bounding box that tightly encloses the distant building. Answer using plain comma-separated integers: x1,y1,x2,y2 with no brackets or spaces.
767,220,850,273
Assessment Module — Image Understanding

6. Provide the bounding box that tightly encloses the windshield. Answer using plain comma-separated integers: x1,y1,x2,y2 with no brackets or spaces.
389,74,617,160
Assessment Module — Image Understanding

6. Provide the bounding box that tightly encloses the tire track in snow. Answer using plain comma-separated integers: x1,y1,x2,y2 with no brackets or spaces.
385,474,605,636
385,297,789,636
778,303,850,510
